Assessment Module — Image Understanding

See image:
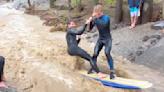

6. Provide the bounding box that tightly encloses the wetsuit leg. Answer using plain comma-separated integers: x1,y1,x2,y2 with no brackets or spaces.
0,56,5,82
104,39,116,79
93,39,104,63
68,46,100,73
104,38,114,71
88,39,104,74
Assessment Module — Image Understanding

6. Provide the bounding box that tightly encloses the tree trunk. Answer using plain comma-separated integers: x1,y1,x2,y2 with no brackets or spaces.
141,0,153,24
27,0,31,7
115,0,123,24
68,0,72,11
77,0,83,12
50,0,55,8
93,0,99,5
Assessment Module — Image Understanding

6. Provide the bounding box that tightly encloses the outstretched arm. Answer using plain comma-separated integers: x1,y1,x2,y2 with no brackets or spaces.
68,24,87,35
89,20,95,30
89,16,96,30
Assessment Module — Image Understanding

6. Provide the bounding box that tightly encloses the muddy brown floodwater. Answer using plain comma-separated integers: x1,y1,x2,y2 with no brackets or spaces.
0,4,164,92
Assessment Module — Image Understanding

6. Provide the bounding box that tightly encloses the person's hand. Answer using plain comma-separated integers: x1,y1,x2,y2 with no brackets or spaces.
78,35,81,39
86,19,91,24
89,16,93,22
92,12,97,18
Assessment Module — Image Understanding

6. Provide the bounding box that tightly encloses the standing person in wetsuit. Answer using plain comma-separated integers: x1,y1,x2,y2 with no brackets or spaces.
87,5,116,79
66,20,107,79
0,56,8,88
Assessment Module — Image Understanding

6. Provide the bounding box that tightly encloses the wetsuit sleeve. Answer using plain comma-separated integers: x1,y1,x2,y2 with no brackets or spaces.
77,38,81,44
89,19,95,30
68,24,87,35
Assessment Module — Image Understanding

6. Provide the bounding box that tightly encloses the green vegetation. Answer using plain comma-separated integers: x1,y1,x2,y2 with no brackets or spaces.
71,0,77,7
47,7,51,10
62,15,67,22
106,0,115,5
53,1,57,6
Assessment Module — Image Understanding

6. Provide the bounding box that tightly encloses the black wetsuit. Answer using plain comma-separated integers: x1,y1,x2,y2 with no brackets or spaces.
0,56,5,82
66,24,100,73
89,15,114,77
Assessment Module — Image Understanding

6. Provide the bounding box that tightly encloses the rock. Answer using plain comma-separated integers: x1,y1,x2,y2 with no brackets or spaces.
161,33,164,37
135,50,143,56
150,38,157,44
85,35,91,39
127,53,136,62
137,46,144,50
111,24,117,30
0,87,12,92
93,33,98,38
151,21,164,30
143,38,158,48
114,40,120,45
142,36,150,42
150,35,161,40
128,55,136,62
128,53,133,56
88,40,93,43
136,46,145,56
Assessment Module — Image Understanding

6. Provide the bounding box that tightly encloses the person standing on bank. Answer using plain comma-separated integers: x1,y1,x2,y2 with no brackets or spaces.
128,0,142,29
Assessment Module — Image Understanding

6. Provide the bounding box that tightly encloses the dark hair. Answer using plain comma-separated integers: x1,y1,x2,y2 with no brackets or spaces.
65,20,75,31
66,20,75,25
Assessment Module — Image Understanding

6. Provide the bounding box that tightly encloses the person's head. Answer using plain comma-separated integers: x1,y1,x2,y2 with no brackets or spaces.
93,5,103,18
67,21,76,28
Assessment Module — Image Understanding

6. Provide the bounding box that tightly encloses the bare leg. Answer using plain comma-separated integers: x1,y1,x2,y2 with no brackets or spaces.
129,17,134,29
133,16,137,27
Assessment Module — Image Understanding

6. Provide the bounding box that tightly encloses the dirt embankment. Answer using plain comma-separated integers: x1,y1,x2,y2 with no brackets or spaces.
0,9,164,92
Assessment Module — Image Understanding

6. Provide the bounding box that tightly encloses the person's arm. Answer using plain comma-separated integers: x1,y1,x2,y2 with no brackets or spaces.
89,21,95,30
128,0,132,8
77,38,81,44
68,24,87,35
77,35,81,44
89,17,95,30
128,0,130,5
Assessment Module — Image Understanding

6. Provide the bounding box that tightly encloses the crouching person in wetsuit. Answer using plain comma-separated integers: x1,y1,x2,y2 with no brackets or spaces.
87,5,116,79
0,56,8,88
66,20,107,79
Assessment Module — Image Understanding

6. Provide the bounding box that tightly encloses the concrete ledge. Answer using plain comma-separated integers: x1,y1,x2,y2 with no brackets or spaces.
151,21,164,30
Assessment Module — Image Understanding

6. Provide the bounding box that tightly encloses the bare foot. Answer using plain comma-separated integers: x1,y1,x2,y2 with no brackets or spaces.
129,25,135,29
129,25,133,29
2,75,8,82
98,73,107,79
0,82,8,88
